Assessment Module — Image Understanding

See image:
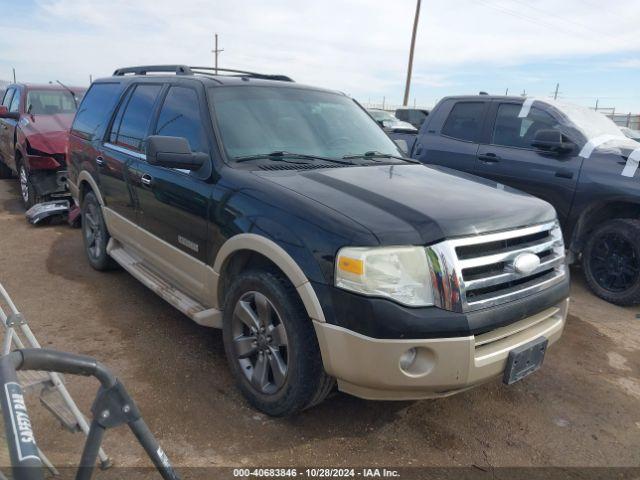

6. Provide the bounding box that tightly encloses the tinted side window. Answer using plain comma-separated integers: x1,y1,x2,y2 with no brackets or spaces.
9,89,20,113
409,110,426,124
154,87,207,153
113,84,162,152
492,103,558,149
1,88,14,107
442,102,485,142
395,110,408,121
72,83,122,141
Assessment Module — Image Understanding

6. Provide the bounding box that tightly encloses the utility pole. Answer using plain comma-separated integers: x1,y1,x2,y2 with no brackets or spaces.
403,0,421,106
89,74,93,83
12,68,16,83
212,33,224,74
505,88,509,95
553,83,560,100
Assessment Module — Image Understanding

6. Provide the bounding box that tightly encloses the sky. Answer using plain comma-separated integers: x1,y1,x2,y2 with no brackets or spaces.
1,0,639,111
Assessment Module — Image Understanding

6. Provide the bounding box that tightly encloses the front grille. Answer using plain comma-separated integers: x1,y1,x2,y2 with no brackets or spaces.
426,221,566,312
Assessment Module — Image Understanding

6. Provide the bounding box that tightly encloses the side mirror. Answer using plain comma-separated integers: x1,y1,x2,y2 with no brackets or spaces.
0,106,19,120
531,129,574,153
145,136,207,170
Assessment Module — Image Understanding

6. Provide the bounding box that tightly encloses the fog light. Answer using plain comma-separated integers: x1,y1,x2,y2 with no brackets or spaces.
399,348,417,370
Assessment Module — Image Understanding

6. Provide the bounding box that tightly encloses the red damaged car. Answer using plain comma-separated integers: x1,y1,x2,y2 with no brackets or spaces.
0,83,85,207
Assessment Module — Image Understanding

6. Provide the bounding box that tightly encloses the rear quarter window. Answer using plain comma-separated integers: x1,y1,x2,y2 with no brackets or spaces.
71,83,122,141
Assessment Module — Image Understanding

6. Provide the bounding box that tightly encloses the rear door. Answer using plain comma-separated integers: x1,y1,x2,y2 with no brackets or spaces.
413,99,488,174
475,101,583,226
100,83,163,224
0,88,15,164
128,83,213,301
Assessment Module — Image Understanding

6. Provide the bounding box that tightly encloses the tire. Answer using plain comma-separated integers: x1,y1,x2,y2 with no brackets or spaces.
582,218,640,305
18,163,42,209
81,191,117,271
0,161,11,179
222,269,334,416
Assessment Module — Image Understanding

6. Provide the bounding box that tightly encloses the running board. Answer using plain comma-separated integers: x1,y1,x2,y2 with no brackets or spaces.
107,240,222,328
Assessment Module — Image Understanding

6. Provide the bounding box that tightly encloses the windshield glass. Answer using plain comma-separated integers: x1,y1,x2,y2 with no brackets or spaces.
368,109,396,122
26,89,83,115
544,99,625,140
209,86,402,161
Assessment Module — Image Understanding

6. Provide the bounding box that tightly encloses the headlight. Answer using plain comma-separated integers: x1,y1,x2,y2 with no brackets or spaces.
335,246,434,306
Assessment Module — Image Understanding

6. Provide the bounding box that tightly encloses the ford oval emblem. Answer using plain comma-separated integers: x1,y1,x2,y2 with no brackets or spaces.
513,253,540,275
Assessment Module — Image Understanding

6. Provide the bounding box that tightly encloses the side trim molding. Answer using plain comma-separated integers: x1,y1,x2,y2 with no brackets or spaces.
213,234,327,323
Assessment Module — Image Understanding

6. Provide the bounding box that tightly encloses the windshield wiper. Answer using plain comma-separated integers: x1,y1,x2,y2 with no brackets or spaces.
235,151,354,165
56,80,78,108
342,151,419,163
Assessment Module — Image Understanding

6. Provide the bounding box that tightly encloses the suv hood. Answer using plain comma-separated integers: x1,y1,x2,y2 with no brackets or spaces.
20,113,74,154
255,164,556,245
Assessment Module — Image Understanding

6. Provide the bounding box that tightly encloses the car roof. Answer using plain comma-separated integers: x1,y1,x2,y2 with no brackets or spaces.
7,83,86,91
94,70,342,96
440,95,526,102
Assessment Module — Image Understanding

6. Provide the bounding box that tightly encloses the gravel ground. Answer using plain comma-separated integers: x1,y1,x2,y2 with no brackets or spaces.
0,178,638,478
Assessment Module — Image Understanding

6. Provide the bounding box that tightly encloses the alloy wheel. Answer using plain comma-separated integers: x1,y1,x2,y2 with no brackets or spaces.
19,167,29,204
231,291,289,395
589,232,640,293
83,202,103,259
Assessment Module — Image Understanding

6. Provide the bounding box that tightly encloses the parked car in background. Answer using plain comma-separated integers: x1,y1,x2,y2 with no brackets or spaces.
410,95,640,305
0,83,85,207
367,108,418,153
395,107,429,129
621,126,640,142
68,65,568,416
367,108,416,132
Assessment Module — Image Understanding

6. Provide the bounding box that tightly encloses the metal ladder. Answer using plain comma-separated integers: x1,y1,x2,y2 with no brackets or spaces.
0,282,111,474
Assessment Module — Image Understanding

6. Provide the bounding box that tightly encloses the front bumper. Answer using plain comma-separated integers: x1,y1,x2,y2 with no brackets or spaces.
314,298,569,400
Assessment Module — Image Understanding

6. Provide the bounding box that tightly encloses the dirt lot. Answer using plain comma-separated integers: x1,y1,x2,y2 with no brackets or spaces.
0,178,639,477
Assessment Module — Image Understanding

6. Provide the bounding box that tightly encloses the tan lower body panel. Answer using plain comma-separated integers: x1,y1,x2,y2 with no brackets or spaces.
314,299,569,401
102,207,219,308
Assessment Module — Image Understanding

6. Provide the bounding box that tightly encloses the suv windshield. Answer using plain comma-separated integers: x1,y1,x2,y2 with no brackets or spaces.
26,89,83,115
208,86,401,161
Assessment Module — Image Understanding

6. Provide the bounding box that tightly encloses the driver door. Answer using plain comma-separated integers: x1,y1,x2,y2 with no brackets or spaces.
475,101,584,227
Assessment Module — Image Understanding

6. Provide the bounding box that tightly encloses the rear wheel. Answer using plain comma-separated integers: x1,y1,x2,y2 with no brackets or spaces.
583,219,640,305
222,270,333,416
81,191,117,271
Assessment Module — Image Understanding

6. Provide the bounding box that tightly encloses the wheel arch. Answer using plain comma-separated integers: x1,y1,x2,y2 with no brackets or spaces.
570,199,640,254
213,234,326,323
77,171,105,206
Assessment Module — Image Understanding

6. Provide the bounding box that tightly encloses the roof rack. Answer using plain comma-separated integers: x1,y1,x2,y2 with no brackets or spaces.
113,65,193,76
111,64,293,82
190,66,294,82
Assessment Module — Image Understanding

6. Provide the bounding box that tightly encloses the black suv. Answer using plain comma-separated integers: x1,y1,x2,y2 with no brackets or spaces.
67,66,569,416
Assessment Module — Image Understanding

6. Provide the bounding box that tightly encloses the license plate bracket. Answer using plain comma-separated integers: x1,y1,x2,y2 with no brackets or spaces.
503,336,548,385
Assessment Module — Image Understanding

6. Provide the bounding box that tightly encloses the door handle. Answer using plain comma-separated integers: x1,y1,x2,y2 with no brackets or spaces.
478,153,500,163
95,156,105,166
140,173,153,187
555,169,574,179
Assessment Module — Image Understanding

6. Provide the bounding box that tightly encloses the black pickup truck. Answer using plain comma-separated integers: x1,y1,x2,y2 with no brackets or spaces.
408,95,640,305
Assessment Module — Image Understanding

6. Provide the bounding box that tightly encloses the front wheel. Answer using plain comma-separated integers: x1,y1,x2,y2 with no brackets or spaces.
18,164,42,208
583,219,640,305
222,270,333,416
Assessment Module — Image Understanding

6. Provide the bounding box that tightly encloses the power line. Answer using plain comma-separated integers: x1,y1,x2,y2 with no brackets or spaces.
475,0,623,47
506,0,623,43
